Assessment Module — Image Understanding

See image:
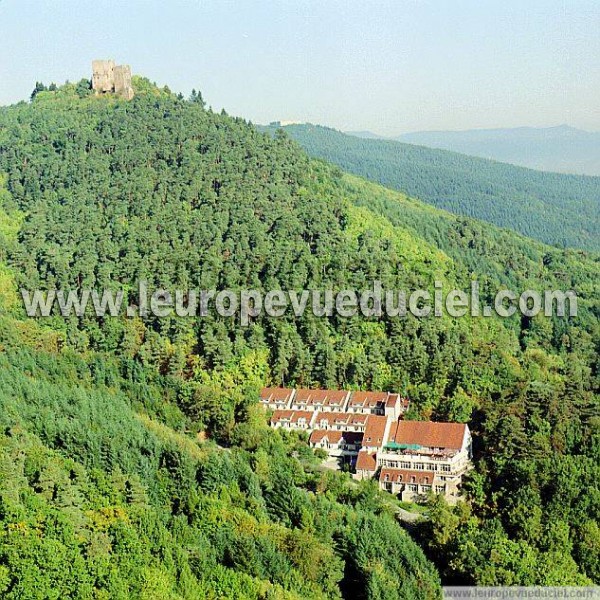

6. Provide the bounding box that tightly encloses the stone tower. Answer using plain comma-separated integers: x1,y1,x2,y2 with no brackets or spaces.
113,65,134,100
91,60,134,100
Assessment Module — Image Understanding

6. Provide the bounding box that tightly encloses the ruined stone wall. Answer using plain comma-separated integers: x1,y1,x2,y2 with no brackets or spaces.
91,60,134,99
113,65,134,100
92,60,115,93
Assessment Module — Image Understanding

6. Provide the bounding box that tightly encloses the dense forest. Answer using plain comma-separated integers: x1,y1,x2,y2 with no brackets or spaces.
0,78,598,597
261,124,600,252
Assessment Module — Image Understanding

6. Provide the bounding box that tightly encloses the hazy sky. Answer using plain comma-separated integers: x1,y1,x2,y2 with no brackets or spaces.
1,0,598,135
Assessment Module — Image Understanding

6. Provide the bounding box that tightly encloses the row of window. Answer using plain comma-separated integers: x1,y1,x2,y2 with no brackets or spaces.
379,459,453,472
317,442,361,450
290,404,343,410
384,483,446,494
317,422,365,430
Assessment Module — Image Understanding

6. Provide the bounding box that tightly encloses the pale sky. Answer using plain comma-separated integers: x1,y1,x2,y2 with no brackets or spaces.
1,0,598,135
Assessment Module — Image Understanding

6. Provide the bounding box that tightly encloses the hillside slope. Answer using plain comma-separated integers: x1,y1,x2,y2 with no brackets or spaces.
0,283,441,599
0,79,598,591
262,124,600,251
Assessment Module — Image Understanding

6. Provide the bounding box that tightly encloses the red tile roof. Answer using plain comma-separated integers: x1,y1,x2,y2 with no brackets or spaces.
314,412,368,427
379,468,436,485
388,421,467,450
349,391,388,407
362,415,389,447
294,389,348,406
385,393,401,407
355,451,377,472
260,387,294,402
310,430,344,444
270,410,313,425
310,430,363,445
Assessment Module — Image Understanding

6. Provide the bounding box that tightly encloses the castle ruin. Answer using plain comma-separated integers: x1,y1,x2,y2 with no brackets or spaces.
92,60,134,100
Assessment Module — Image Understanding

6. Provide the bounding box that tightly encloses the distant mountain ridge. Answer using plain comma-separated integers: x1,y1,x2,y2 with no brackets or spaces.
345,130,387,140
263,123,600,251
396,125,600,176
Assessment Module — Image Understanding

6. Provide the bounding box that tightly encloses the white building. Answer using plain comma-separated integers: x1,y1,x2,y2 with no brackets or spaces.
259,387,295,411
309,430,363,460
262,388,473,503
376,421,472,504
289,389,350,413
270,410,315,431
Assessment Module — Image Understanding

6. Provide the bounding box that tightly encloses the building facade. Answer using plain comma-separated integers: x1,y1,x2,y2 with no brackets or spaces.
377,421,472,503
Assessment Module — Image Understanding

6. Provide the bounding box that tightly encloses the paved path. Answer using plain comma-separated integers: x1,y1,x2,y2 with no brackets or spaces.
396,506,426,524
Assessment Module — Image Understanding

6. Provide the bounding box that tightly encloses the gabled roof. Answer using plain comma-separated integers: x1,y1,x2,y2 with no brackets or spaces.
388,421,467,450
349,391,388,407
362,415,389,447
314,411,368,426
294,389,348,406
379,468,436,485
270,410,313,424
355,451,377,472
385,393,402,407
309,430,363,445
310,430,344,444
260,387,294,402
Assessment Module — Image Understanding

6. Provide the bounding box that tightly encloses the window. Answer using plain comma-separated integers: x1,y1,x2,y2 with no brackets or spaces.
436,485,445,494
408,484,418,492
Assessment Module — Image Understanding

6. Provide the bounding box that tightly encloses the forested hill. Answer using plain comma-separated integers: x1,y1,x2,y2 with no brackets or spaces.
0,78,598,596
260,123,600,252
